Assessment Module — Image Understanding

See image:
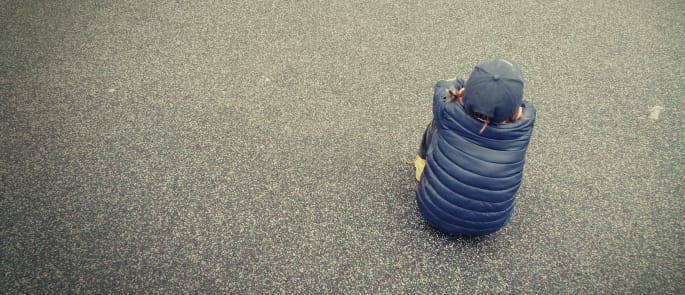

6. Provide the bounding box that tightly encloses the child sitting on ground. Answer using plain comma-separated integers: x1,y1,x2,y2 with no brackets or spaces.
411,59,536,236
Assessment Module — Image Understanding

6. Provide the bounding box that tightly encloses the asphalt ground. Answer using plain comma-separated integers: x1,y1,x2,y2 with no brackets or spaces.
1,0,683,293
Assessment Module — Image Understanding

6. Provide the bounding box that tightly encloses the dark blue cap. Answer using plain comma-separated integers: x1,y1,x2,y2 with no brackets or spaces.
463,59,524,123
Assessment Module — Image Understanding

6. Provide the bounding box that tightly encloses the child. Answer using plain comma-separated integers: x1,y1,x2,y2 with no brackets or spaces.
412,59,536,236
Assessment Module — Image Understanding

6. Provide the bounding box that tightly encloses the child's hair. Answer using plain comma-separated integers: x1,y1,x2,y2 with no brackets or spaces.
473,112,490,133
447,88,459,103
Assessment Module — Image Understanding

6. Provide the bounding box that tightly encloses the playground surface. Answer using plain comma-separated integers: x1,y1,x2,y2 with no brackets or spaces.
1,0,683,292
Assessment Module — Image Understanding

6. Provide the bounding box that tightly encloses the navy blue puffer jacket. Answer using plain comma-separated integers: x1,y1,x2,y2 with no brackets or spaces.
417,78,536,236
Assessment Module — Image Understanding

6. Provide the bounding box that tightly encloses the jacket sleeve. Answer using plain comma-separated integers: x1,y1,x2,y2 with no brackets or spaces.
432,78,465,125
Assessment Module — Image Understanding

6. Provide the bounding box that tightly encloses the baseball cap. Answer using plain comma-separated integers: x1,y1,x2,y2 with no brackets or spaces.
463,59,524,123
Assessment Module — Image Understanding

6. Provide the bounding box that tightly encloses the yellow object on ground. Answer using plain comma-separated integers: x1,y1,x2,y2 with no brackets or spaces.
408,156,426,182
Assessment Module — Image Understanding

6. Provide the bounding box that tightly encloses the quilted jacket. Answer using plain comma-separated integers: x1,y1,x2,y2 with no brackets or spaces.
417,78,536,236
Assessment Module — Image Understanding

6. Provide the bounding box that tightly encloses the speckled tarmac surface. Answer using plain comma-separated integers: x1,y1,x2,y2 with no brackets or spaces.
1,0,683,293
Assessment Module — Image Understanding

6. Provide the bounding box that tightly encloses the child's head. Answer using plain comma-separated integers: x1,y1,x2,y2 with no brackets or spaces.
461,59,524,130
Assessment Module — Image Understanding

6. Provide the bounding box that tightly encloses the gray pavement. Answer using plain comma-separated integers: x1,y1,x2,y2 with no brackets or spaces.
1,0,683,293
